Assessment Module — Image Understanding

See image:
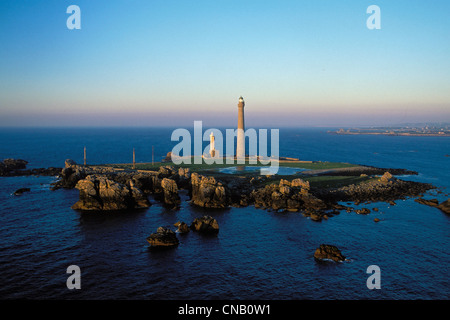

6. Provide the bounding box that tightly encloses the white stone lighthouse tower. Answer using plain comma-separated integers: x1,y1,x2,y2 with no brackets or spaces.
209,132,216,157
236,96,245,160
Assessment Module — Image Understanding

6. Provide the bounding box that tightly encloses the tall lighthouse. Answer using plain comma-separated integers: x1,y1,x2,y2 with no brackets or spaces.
236,96,245,160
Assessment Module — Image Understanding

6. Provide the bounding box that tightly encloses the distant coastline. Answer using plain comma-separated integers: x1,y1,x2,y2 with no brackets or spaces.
329,125,450,137
330,131,450,137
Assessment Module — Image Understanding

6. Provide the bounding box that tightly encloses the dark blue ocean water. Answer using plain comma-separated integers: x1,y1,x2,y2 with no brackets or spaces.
0,127,449,300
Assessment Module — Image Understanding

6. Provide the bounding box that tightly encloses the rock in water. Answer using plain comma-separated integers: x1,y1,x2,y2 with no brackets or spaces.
415,197,449,214
355,208,371,215
3,158,28,170
14,188,30,195
174,221,190,233
0,159,28,176
415,198,439,207
314,244,346,262
309,212,323,222
71,175,150,211
147,227,179,248
438,199,450,214
190,216,219,234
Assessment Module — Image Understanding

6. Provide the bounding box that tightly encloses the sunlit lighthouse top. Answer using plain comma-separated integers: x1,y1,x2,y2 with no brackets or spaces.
238,96,245,107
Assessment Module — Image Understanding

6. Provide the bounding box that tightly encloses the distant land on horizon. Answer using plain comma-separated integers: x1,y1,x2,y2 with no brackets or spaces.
330,123,450,137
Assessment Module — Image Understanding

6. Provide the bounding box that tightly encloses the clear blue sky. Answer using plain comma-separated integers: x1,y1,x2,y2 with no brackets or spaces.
0,0,449,127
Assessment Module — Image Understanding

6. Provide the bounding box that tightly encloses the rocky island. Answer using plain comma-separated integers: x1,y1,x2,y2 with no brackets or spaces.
0,158,61,177
45,158,446,220
3,157,448,217
314,244,347,262
3,157,448,254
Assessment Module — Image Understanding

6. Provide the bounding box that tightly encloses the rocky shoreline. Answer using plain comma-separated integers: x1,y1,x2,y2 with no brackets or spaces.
50,159,445,219
3,158,447,218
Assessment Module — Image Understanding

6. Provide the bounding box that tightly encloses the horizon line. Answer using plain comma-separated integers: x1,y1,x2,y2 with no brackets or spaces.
0,123,449,129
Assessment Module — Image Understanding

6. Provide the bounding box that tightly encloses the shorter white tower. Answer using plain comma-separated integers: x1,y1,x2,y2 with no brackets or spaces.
210,132,216,157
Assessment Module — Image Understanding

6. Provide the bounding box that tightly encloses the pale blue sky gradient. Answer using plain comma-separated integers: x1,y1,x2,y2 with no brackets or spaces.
1,0,449,127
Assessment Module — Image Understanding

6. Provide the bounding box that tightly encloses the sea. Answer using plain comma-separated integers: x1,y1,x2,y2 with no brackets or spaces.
0,127,448,300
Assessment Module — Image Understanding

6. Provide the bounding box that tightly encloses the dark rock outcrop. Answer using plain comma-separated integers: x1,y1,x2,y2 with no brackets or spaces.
3,158,28,169
146,227,179,247
251,178,327,215
415,198,439,207
190,173,228,208
437,199,450,214
56,159,87,189
416,197,450,214
161,178,180,207
324,177,434,204
65,159,77,168
29,167,62,176
158,165,177,178
415,197,450,214
129,172,160,194
355,208,371,215
1,158,61,177
309,212,323,222
71,175,150,211
177,167,191,189
0,159,28,176
190,215,219,234
314,244,346,262
14,188,30,195
174,221,190,233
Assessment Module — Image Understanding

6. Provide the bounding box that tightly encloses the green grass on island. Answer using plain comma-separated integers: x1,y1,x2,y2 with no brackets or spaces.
90,158,372,189
96,158,357,172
